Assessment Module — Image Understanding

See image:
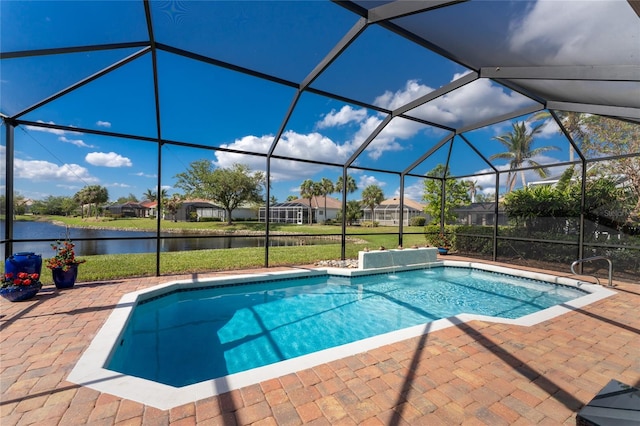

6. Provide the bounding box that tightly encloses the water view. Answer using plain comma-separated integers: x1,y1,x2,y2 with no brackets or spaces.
2,221,328,258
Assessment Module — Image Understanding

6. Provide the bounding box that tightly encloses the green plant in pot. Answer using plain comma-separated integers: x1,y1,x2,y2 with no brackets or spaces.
46,239,86,289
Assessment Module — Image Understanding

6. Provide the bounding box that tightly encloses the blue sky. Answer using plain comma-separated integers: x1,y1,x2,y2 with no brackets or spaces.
2,0,636,205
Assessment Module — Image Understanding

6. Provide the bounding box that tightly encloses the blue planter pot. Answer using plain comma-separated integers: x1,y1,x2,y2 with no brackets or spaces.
0,282,42,302
5,252,42,277
437,247,449,255
52,264,79,289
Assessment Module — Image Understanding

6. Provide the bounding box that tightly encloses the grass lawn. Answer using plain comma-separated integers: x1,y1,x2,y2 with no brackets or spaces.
25,216,429,284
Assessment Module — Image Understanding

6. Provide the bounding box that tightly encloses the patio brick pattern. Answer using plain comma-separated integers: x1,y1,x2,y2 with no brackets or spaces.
1,261,638,425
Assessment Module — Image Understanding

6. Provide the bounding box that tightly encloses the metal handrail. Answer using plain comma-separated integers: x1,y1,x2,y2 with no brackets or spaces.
570,256,613,287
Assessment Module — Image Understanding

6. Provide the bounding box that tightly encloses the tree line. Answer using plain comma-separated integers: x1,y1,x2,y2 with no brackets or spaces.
7,114,637,228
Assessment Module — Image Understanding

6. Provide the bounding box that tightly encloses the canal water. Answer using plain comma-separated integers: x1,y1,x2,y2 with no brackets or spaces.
1,221,327,258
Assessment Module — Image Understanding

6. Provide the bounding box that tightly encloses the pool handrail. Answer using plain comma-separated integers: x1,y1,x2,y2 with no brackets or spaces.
570,256,613,287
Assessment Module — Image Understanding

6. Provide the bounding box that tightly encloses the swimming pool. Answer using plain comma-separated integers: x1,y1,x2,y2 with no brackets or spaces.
68,260,616,409
108,267,585,387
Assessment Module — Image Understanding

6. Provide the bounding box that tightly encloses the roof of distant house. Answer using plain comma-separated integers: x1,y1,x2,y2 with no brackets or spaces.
279,195,342,209
376,197,425,211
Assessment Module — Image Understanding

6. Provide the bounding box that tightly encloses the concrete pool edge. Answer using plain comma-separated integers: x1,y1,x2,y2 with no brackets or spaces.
67,263,616,410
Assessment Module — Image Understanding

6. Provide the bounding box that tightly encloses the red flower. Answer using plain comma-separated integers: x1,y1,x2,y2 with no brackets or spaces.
1,271,41,288
46,238,85,271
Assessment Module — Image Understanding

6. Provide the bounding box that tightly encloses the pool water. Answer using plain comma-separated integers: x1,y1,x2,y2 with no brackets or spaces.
108,267,585,387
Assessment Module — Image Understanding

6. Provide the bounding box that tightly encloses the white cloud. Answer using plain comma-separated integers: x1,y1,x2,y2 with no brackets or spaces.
24,120,82,136
536,119,562,139
365,117,420,160
14,158,98,183
24,122,65,136
374,79,434,111
106,182,131,188
509,0,639,66
394,181,424,203
427,79,531,126
467,169,497,193
212,134,270,174
85,152,132,167
358,174,386,189
96,120,112,128
56,184,83,190
374,78,533,129
472,153,569,192
274,131,351,164
211,72,540,175
132,172,158,178
316,105,368,129
269,158,328,182
59,136,95,148
214,132,350,181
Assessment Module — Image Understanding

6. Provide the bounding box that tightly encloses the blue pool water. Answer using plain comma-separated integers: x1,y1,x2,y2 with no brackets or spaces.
107,267,585,387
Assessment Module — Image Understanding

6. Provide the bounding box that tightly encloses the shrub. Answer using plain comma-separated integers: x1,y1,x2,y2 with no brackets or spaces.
410,216,426,227
199,217,222,222
454,225,494,256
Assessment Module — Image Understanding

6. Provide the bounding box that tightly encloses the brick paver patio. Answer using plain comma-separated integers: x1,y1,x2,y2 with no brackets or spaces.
1,260,638,425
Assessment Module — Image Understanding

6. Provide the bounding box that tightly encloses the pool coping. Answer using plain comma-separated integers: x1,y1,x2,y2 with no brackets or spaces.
66,261,616,410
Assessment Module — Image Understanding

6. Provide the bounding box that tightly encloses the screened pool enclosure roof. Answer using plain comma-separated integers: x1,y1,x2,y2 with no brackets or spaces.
1,0,639,196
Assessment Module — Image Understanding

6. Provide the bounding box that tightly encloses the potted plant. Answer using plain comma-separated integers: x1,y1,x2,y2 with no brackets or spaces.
0,271,42,302
430,232,451,255
46,239,86,289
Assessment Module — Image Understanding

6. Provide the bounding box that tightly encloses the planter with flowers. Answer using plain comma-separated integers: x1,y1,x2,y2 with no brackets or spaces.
1,271,42,302
46,239,85,289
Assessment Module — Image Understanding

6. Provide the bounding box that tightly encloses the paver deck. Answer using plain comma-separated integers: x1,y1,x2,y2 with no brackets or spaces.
1,259,638,425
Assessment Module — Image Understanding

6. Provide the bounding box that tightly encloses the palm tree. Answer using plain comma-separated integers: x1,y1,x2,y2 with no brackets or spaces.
143,188,167,202
335,174,357,195
143,188,156,201
87,185,109,218
74,185,108,217
164,194,182,222
490,122,560,193
300,179,316,224
318,177,335,221
361,185,384,226
528,110,588,162
73,188,89,218
466,180,483,203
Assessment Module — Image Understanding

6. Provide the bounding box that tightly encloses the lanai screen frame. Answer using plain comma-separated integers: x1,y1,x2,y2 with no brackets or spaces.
2,0,639,278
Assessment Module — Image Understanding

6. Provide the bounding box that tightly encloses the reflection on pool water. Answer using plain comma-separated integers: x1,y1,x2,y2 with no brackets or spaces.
68,261,616,410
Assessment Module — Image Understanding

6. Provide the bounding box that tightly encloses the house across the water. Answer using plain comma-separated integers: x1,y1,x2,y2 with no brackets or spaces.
260,196,342,224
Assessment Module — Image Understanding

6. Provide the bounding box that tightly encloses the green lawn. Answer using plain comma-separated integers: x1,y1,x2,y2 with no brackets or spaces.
43,215,425,236
22,216,429,284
